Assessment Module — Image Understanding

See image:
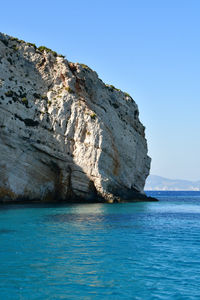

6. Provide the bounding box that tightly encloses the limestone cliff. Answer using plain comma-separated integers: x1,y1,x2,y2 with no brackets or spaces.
0,33,153,203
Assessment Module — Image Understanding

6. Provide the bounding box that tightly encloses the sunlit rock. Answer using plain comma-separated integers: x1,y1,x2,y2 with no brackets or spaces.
0,33,152,203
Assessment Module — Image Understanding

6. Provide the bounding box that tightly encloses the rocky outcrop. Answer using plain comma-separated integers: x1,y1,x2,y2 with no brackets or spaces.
0,33,153,203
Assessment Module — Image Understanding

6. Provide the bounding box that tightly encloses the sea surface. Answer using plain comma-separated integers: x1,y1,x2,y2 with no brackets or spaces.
0,191,200,299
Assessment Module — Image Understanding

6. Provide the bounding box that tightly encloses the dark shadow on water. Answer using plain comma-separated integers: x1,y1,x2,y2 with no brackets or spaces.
0,199,151,211
0,201,104,210
0,229,16,234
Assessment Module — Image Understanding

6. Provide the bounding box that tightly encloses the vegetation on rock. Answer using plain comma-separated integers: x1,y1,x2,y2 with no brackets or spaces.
38,46,57,57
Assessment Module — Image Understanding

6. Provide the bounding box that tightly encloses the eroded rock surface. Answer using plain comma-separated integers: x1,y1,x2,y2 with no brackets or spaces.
0,33,152,203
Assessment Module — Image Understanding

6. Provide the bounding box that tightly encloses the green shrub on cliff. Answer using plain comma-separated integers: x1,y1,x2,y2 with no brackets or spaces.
106,84,121,92
12,44,18,51
90,113,97,120
21,97,28,105
27,42,36,49
5,90,13,97
80,63,93,72
38,46,57,57
65,87,74,94
124,92,131,98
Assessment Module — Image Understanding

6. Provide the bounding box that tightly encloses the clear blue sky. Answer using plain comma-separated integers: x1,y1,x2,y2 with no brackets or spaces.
1,0,200,180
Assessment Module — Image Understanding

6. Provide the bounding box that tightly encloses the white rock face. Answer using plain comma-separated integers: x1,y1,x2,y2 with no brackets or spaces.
0,33,151,202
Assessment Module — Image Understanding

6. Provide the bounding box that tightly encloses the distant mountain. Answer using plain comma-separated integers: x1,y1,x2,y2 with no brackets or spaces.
145,175,200,191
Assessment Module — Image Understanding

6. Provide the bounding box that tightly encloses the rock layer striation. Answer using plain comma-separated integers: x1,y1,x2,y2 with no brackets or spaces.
0,33,153,203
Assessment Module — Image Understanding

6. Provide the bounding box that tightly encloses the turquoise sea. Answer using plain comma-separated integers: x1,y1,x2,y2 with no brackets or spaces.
0,191,200,299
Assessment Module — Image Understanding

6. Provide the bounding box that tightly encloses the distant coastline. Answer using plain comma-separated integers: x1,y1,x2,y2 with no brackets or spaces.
145,175,200,191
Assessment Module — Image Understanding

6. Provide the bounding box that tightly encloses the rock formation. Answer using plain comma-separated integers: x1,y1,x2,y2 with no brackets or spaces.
0,32,154,203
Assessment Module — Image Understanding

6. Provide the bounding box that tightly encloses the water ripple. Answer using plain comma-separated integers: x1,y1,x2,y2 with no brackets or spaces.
0,192,200,299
